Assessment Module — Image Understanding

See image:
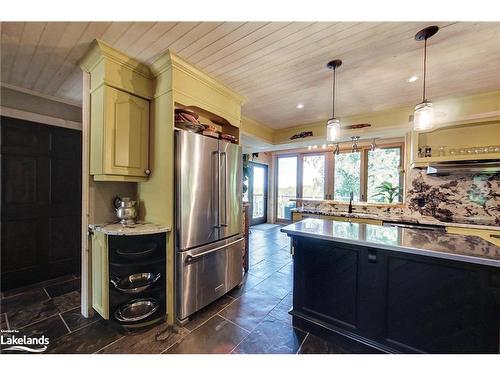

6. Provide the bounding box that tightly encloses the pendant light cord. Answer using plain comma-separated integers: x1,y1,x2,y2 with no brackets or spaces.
423,37,427,102
332,67,336,118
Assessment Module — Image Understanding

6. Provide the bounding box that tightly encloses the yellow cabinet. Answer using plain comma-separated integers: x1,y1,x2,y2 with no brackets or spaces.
91,231,109,319
90,85,150,181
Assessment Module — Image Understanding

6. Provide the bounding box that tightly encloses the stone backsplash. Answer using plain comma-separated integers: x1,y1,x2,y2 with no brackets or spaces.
295,170,500,227
406,169,500,226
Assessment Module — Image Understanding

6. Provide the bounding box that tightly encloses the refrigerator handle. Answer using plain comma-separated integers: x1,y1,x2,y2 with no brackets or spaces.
220,151,228,227
213,151,221,229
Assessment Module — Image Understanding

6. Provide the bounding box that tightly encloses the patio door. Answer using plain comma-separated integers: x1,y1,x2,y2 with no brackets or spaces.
276,155,298,222
249,162,268,225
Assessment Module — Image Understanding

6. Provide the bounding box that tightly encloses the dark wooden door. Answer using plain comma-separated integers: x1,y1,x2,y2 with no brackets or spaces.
1,116,82,290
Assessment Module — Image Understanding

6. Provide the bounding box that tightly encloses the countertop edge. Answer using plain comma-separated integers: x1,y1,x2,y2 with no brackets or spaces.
291,209,500,231
89,223,171,235
281,227,500,269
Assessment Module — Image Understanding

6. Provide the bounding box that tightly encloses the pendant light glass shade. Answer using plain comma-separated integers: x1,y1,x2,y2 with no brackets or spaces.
326,59,342,142
413,26,439,131
327,118,340,142
413,100,434,131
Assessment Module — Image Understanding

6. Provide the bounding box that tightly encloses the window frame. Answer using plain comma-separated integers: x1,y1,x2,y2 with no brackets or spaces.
365,144,404,203
273,141,405,222
332,149,363,202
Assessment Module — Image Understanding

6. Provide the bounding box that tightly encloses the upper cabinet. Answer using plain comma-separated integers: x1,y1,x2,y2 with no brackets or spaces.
80,40,154,182
91,85,150,180
410,120,500,168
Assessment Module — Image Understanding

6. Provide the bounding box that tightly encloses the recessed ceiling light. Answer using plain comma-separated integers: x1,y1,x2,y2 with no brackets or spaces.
296,103,304,109
408,76,418,83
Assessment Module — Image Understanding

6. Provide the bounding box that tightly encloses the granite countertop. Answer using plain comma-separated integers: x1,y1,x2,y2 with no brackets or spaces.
89,222,171,236
291,207,500,231
281,218,500,268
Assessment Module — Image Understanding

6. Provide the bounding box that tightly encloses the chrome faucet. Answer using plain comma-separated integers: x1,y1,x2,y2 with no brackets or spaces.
348,191,353,214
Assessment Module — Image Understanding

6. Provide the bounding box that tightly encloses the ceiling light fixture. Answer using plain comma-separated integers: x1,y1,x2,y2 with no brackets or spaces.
326,59,342,142
351,136,360,153
413,26,439,131
334,143,340,155
296,103,304,109
408,76,418,83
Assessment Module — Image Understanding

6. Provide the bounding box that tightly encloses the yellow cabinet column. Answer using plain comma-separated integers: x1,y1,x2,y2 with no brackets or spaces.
91,231,109,319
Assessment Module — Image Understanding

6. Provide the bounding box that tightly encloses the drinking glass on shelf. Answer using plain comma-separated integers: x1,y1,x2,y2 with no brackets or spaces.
458,147,466,155
473,147,484,154
466,148,474,155
494,145,500,153
449,148,457,156
437,146,447,157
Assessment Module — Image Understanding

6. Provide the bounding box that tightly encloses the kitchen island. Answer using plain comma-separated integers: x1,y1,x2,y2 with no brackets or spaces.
281,218,500,354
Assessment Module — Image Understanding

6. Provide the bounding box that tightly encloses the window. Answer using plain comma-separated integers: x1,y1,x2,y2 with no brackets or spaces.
302,154,326,199
274,141,404,222
276,156,298,220
367,147,402,203
334,152,361,201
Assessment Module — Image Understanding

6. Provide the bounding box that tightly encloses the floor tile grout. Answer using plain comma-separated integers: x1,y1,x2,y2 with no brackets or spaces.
94,335,125,354
59,313,72,333
216,313,251,334
185,297,238,333
296,332,309,354
5,313,10,330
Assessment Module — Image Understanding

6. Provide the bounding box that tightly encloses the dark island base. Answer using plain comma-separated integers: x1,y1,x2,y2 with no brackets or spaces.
291,311,385,354
288,235,500,354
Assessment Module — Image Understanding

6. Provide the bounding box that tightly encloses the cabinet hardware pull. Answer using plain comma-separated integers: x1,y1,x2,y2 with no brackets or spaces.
368,250,377,263
144,169,151,176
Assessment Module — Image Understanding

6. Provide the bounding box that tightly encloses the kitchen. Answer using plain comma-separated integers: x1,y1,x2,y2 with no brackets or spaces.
1,3,500,373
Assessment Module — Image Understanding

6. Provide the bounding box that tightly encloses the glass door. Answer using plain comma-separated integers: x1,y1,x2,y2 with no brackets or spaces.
276,155,298,222
249,162,268,225
301,154,326,200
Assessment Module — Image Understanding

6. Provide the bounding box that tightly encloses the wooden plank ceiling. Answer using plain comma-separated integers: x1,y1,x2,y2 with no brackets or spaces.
1,22,499,129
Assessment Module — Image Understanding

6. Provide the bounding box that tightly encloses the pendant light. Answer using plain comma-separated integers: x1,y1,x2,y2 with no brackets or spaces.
413,26,439,131
326,59,342,141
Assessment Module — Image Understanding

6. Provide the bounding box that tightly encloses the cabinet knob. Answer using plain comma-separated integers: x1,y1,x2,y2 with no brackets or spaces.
145,169,151,176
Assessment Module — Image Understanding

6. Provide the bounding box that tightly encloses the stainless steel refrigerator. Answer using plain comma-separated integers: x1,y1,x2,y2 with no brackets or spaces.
175,129,243,322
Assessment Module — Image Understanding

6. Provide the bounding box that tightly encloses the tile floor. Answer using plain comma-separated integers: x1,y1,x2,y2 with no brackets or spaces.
0,225,364,354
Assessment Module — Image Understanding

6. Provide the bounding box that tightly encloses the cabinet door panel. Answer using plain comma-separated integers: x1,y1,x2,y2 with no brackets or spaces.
92,231,109,319
384,256,500,353
104,86,149,177
295,237,359,330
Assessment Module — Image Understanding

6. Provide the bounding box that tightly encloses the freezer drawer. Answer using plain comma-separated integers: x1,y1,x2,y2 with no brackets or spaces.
176,236,244,321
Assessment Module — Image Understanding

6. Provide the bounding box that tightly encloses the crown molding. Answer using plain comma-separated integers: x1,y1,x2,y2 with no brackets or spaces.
79,39,152,79
151,49,245,104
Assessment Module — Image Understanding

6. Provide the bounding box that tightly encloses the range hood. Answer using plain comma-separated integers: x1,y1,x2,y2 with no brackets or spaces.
426,159,500,176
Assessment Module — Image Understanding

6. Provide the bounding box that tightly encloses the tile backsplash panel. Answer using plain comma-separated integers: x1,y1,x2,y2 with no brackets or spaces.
406,169,500,226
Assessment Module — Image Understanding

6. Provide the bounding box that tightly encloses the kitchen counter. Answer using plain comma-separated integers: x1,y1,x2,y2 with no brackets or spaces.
284,217,500,353
89,222,171,236
281,218,500,268
291,207,500,231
